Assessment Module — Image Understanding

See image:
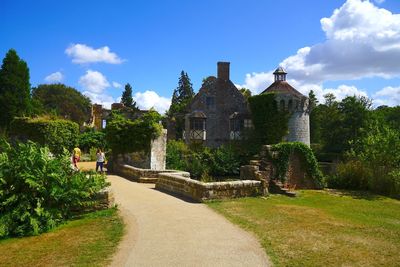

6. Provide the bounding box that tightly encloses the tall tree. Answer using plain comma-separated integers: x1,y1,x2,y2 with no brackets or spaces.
121,83,138,110
167,71,194,139
239,88,252,100
0,49,31,128
32,83,92,125
308,90,320,143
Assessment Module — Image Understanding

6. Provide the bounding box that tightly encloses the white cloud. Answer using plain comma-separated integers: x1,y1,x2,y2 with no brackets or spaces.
239,0,400,106
112,81,122,88
65,43,123,64
79,70,110,93
83,91,115,109
374,0,385,4
44,71,64,83
373,86,400,106
133,90,171,114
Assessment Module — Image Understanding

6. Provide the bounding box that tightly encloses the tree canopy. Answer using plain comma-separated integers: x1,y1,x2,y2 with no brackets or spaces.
32,83,92,125
0,49,31,128
167,71,195,139
121,83,138,110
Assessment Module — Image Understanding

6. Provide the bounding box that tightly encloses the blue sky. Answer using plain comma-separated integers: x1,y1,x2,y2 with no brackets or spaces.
1,0,400,112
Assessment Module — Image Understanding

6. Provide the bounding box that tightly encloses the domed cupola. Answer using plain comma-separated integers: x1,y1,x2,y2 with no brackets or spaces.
273,66,287,82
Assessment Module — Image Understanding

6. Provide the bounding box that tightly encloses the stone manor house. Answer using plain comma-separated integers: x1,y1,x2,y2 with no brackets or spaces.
182,62,310,147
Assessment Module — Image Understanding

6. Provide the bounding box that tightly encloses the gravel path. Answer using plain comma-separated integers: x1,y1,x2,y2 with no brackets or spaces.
108,175,271,267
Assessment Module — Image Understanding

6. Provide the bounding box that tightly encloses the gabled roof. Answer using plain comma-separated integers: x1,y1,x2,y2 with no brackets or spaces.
261,81,305,98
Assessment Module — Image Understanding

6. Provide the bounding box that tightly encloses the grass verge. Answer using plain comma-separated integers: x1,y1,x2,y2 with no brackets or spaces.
207,190,400,267
0,208,124,267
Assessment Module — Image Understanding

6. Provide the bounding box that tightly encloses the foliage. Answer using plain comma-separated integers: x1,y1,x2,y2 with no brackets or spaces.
0,140,109,238
326,160,371,190
271,142,324,188
0,49,31,128
78,129,106,152
32,84,92,125
167,71,194,139
166,140,241,179
248,93,289,145
121,83,138,110
312,94,372,154
10,117,79,155
308,90,321,143
105,109,162,155
239,88,252,100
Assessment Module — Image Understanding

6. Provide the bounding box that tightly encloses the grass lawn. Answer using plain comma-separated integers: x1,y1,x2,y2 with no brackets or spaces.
208,190,400,267
0,208,124,267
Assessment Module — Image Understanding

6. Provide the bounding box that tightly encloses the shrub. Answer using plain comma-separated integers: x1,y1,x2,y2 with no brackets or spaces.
166,140,241,179
78,130,106,152
105,110,162,155
0,140,108,238
326,160,371,190
10,117,79,155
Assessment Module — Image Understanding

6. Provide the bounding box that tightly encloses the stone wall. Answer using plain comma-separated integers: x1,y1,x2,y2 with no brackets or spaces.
114,163,190,183
117,129,167,170
156,172,264,202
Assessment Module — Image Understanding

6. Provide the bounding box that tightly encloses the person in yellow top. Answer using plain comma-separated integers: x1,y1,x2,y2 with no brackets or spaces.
72,147,81,169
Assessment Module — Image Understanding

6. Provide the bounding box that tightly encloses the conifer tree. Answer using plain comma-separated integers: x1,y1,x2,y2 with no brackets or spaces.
121,83,138,110
167,71,194,139
0,49,31,128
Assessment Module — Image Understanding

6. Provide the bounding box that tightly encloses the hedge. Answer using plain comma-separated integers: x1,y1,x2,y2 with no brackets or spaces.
10,117,79,155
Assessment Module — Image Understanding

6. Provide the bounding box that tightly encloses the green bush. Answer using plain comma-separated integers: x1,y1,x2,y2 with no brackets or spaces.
0,140,108,238
78,130,106,152
105,110,162,155
166,140,241,179
10,117,79,155
326,160,370,190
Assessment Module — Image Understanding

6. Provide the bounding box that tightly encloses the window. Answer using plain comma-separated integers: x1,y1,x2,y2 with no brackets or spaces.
206,96,215,110
102,119,107,129
288,100,293,110
230,118,243,132
280,100,285,111
190,118,205,130
244,119,252,128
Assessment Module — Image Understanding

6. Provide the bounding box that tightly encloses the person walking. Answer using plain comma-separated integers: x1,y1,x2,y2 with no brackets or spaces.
96,148,106,172
72,146,81,170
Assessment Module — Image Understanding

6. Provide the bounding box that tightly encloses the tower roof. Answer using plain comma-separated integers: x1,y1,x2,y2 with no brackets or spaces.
273,66,287,75
261,81,305,98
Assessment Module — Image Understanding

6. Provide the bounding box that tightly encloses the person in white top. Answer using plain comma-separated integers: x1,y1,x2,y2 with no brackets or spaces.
96,148,105,172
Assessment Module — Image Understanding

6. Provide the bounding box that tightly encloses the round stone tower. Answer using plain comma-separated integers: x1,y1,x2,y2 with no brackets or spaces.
261,67,310,145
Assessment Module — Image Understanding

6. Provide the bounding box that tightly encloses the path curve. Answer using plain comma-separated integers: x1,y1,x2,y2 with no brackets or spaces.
108,175,271,267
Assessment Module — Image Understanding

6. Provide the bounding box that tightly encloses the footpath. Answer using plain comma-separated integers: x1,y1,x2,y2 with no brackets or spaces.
108,175,271,267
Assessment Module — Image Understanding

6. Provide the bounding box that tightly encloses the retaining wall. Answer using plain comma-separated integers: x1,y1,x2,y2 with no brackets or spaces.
114,163,190,183
156,172,264,202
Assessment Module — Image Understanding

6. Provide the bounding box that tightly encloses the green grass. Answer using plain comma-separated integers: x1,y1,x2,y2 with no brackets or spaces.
0,208,124,267
207,190,400,267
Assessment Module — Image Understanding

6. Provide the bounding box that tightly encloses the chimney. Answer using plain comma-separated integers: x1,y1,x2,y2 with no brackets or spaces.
217,62,230,81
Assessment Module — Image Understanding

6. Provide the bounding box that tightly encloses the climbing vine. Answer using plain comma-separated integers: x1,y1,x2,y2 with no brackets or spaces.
248,93,290,145
271,142,324,188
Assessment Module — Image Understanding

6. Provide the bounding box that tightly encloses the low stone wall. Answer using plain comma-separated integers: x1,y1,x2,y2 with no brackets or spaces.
156,172,264,202
94,186,115,209
114,163,190,183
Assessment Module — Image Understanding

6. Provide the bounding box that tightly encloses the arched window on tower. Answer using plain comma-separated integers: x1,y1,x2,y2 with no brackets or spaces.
288,99,293,111
280,100,285,111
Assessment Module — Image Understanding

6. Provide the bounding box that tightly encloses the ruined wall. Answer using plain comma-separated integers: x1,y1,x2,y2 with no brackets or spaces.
118,129,167,170
156,172,264,202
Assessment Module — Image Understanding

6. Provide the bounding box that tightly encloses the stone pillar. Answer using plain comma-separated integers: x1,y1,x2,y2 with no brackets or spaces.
150,129,167,170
